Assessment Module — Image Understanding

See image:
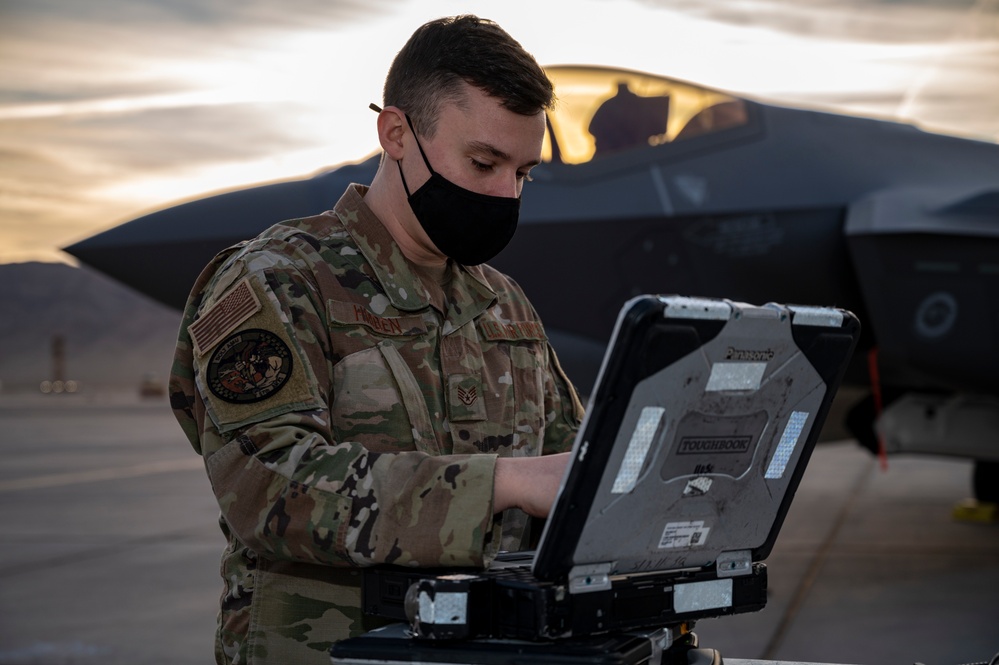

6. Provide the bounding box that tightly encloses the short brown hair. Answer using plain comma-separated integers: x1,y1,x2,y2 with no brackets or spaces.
383,15,555,137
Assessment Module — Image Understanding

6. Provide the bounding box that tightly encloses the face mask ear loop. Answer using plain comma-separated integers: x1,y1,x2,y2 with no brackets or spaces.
396,160,413,197
397,113,436,198
373,103,416,198
404,114,437,175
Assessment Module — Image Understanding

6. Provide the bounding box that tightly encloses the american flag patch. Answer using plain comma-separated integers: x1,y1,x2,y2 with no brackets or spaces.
189,277,262,355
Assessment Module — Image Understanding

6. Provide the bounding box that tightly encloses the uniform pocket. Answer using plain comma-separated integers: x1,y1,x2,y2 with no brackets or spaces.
245,561,367,664
330,343,437,454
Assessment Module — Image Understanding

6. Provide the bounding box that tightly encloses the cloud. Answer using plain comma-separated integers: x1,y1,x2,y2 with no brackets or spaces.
636,0,986,42
37,103,312,169
2,0,393,34
625,0,999,142
0,0,397,262
0,0,394,105
0,99,323,259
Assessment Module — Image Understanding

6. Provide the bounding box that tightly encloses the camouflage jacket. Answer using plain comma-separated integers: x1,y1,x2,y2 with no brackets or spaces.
169,184,584,664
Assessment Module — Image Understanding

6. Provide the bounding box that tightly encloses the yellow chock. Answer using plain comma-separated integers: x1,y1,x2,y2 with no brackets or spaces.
952,498,999,523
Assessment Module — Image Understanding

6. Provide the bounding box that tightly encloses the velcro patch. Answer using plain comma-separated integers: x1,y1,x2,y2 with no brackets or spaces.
328,300,426,336
206,329,293,404
190,277,261,355
447,374,487,422
194,275,321,432
478,319,546,342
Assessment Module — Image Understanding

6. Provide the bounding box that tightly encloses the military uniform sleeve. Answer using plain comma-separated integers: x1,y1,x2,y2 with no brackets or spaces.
188,243,499,568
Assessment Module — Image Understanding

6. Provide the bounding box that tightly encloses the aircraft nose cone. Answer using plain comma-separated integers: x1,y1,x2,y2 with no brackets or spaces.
64,223,224,310
61,156,381,309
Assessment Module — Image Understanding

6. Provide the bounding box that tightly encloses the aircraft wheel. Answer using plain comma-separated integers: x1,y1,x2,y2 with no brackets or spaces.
972,460,999,504
844,393,879,455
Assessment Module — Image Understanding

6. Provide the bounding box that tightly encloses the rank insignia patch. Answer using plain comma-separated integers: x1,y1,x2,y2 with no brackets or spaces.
206,329,294,404
457,385,478,406
447,374,486,422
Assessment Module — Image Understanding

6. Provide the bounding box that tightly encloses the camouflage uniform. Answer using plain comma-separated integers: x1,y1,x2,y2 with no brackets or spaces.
170,184,584,664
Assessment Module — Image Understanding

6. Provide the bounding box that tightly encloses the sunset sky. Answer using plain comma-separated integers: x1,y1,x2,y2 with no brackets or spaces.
2,0,997,265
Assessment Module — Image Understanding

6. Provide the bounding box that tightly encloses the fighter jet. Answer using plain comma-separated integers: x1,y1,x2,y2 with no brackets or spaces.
66,65,999,500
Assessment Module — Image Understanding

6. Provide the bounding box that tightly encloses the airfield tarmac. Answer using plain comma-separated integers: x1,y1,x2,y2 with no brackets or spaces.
0,391,996,665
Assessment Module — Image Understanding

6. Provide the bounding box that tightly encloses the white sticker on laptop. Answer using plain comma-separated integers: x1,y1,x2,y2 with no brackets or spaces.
419,591,467,625
765,411,809,479
659,520,711,549
611,406,665,494
706,362,767,391
674,579,733,613
683,476,713,496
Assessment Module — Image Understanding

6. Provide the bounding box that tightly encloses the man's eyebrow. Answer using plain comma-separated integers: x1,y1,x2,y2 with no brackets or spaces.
467,140,541,168
467,140,509,160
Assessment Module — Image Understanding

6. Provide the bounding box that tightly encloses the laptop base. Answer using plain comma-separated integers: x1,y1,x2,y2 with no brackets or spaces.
362,562,767,641
330,622,725,665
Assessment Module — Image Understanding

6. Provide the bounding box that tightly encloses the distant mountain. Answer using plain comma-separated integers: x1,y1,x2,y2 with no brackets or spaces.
0,262,183,392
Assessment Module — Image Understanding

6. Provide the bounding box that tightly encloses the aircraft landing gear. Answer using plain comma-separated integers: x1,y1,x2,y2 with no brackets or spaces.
973,460,999,504
847,392,999,510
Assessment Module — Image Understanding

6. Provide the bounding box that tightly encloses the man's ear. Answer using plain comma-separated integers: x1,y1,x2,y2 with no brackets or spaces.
377,106,407,160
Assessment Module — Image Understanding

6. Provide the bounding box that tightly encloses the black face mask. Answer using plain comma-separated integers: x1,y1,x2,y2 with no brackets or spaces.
397,115,520,266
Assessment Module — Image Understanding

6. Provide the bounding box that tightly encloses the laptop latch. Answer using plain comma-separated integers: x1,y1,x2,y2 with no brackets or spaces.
716,550,752,577
568,563,613,594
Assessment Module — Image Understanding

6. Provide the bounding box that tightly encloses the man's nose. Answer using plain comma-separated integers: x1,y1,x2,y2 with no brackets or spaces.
489,170,521,199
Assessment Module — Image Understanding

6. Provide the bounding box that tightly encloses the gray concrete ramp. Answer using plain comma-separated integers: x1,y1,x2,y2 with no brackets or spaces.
0,393,996,664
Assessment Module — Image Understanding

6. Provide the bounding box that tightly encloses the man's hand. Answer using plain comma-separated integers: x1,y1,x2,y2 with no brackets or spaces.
493,452,572,518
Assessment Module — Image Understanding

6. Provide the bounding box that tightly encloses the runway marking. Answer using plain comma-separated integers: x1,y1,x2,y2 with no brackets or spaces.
0,458,204,492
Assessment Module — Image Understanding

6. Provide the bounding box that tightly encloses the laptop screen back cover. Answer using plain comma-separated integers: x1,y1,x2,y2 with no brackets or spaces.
532,295,860,582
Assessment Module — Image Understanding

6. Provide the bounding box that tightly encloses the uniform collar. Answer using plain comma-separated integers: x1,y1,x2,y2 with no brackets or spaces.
334,184,497,325
335,184,430,311
444,262,498,335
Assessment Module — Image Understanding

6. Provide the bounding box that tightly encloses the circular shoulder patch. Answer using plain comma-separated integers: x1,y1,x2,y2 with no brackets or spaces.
206,329,294,404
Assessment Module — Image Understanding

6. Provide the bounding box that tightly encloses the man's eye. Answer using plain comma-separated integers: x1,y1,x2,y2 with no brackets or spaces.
471,159,493,172
518,172,534,182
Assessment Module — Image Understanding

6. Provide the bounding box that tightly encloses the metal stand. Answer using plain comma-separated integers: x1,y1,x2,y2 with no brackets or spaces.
660,631,723,665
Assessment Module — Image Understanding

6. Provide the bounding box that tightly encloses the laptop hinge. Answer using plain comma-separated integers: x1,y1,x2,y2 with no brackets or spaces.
716,550,753,577
660,296,732,320
568,563,613,594
788,304,844,327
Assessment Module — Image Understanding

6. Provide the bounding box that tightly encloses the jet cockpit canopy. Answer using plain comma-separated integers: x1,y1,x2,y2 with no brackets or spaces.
542,65,752,164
